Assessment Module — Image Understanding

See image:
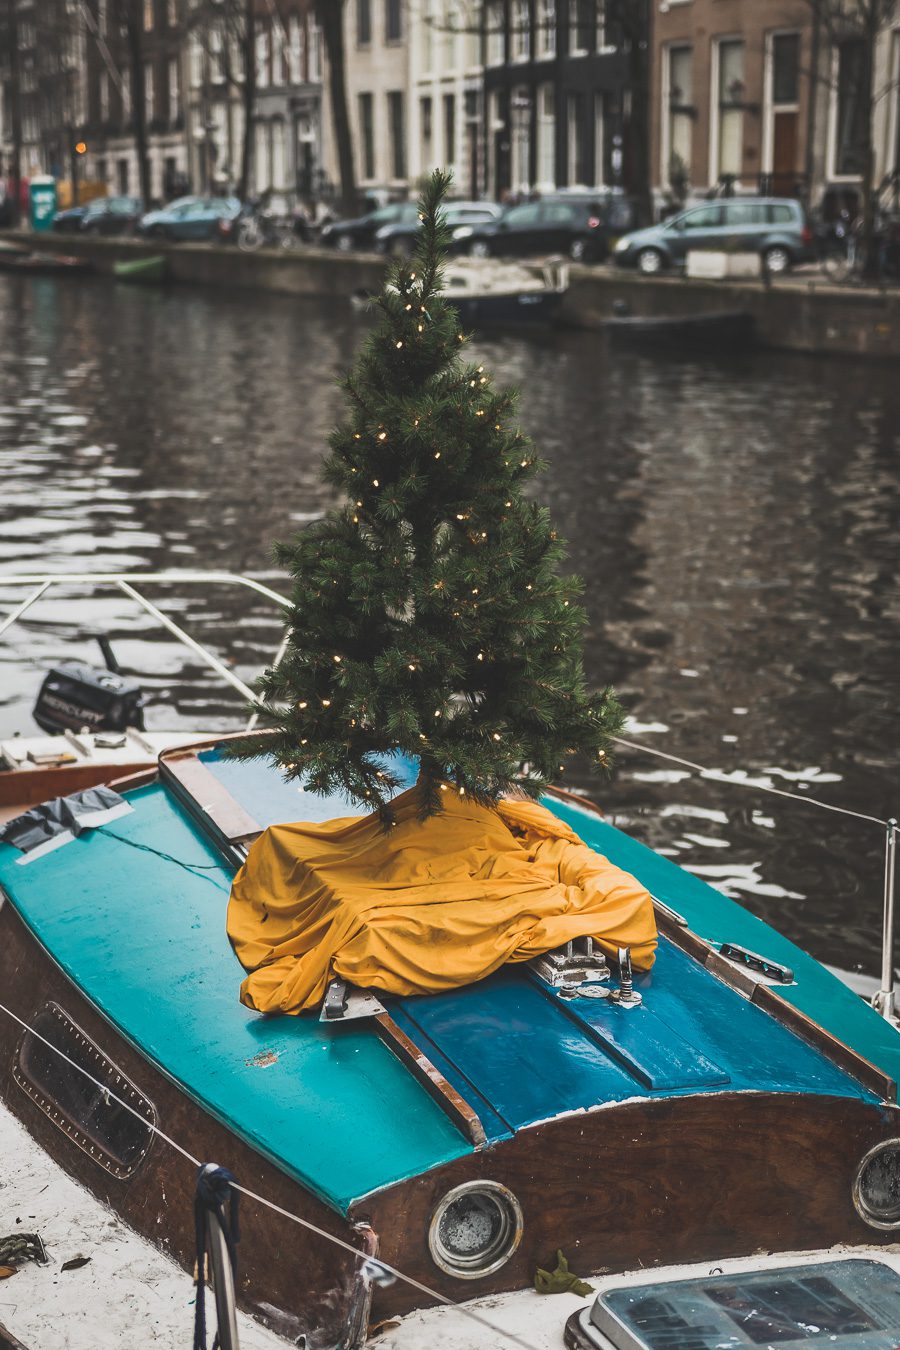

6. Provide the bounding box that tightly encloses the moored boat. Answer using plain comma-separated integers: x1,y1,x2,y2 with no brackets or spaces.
1,571,899,1349
113,255,167,284
0,251,93,276
603,309,756,350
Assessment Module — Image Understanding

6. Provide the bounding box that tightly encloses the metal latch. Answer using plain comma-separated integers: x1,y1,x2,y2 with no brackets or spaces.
531,936,609,989
609,946,642,1007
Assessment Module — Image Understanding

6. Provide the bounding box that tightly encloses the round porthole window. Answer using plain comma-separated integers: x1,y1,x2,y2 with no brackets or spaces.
853,1139,900,1229
428,1181,523,1279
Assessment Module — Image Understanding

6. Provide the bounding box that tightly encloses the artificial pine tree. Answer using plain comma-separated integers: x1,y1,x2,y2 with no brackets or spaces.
237,170,624,820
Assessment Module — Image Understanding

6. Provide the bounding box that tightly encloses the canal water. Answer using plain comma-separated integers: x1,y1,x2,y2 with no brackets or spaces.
1,272,898,977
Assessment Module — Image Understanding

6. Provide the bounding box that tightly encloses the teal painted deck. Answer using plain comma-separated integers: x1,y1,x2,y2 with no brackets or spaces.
545,795,900,1090
0,783,470,1214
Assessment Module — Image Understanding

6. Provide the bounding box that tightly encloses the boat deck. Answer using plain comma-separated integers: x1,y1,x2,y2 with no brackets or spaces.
1,748,896,1217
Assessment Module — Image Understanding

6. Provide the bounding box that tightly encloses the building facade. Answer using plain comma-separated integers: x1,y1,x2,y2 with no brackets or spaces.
481,0,640,201
184,0,324,199
407,2,484,198
328,0,410,200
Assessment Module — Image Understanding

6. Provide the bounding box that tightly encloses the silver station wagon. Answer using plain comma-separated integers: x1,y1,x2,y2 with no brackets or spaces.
613,197,815,275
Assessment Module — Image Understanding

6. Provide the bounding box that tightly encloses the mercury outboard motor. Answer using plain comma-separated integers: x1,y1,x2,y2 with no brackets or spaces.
32,637,147,734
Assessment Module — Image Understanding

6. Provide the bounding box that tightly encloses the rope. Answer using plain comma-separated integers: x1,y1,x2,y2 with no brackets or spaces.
610,735,888,829
0,996,542,1350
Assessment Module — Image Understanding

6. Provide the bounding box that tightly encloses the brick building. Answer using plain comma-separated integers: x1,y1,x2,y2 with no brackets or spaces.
651,0,813,207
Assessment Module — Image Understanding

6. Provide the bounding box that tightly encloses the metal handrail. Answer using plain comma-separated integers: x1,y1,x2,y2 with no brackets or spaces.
0,570,291,707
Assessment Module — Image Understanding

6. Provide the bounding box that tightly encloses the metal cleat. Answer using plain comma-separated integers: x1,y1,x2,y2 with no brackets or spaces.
531,936,609,989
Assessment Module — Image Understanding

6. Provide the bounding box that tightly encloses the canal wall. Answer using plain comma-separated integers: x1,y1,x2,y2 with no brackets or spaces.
4,229,899,359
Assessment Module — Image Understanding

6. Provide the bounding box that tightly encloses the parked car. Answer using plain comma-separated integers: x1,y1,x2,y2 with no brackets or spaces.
81,195,143,235
464,193,638,262
613,198,814,275
137,196,240,242
52,204,89,233
320,201,419,252
375,200,504,257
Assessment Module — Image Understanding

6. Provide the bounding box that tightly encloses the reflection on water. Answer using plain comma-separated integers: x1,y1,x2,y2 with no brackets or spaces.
1,273,898,975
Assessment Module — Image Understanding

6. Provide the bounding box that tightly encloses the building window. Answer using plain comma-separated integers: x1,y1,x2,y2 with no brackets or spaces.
99,69,109,120
512,0,529,61
385,0,402,43
421,94,433,166
443,92,456,170
537,83,555,187
443,1,456,68
772,32,799,105
189,34,203,88
144,61,154,121
357,0,371,47
256,25,269,87
568,0,591,56
310,21,323,80
166,0,176,25
486,0,504,66
358,91,375,178
715,38,744,182
168,57,179,123
388,90,406,179
288,15,303,81
210,24,225,83
665,44,693,189
567,90,586,183
511,87,531,190
834,39,866,177
143,0,153,31
272,23,285,84
537,0,555,58
121,67,131,119
117,158,129,194
593,92,604,185
421,0,434,69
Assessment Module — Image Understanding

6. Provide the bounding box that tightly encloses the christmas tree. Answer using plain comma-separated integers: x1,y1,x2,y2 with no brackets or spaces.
237,170,624,820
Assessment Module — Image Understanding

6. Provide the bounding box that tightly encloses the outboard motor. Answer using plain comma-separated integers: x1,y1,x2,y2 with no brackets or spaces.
32,637,147,735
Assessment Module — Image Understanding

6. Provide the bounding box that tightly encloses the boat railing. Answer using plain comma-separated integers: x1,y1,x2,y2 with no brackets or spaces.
0,570,896,1022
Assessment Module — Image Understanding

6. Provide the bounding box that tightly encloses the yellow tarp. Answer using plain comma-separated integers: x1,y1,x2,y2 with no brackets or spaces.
228,786,657,1015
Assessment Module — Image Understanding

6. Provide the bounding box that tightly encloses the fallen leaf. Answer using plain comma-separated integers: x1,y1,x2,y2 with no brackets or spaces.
0,1265,18,1279
61,1255,92,1272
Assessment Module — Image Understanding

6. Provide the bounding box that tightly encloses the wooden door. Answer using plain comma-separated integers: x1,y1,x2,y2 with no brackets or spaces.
772,111,798,196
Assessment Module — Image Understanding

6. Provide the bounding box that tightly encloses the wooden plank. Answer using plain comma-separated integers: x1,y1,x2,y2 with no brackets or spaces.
159,748,262,845
375,1012,486,1149
0,1321,31,1350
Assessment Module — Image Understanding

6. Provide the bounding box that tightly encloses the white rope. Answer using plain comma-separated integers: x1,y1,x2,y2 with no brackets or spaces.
0,996,541,1350
610,735,888,829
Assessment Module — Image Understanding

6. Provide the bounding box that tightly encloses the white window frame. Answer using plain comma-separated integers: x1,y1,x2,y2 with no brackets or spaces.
568,0,587,58
486,0,504,67
512,0,530,62
536,81,555,188
536,0,555,59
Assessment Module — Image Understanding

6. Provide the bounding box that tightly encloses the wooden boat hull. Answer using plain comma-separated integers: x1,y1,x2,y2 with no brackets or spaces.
0,253,93,276
4,826,900,1338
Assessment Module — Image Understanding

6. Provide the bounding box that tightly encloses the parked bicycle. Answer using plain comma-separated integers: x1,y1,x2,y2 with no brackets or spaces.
815,173,900,285
234,194,313,252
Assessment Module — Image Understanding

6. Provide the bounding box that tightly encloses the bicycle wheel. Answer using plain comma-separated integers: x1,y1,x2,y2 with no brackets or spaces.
274,222,298,250
820,234,853,282
237,219,261,252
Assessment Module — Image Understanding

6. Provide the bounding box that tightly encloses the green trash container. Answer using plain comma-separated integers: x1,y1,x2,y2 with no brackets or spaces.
29,176,58,232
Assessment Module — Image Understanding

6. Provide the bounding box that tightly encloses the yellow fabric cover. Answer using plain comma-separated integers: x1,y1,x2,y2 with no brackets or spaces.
227,786,657,1015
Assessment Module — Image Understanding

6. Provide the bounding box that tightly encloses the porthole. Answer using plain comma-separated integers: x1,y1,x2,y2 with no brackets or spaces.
853,1139,900,1229
428,1181,523,1279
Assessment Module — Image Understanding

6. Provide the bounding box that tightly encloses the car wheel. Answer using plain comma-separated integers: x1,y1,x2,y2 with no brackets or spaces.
637,247,664,275
763,245,792,275
569,237,589,262
336,234,353,253
470,240,491,259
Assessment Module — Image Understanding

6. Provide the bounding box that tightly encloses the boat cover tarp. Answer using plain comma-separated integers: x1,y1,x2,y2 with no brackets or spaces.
228,785,657,1014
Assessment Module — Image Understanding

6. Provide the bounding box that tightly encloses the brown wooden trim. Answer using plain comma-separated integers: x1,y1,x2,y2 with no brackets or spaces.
543,784,607,818
375,1012,486,1149
752,983,896,1103
0,763,151,813
160,749,261,843
108,767,160,793
0,1320,31,1350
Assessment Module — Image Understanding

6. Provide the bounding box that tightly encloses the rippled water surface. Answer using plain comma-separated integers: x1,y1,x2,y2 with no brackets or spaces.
1,272,898,975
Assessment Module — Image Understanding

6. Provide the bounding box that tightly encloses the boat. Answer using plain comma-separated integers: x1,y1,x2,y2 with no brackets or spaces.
352,259,568,327
603,309,756,350
0,251,93,276
113,255,167,284
1,572,899,1350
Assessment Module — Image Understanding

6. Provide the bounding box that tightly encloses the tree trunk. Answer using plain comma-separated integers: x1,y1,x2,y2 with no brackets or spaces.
128,14,152,205
315,0,356,215
6,0,23,226
238,0,256,200
625,0,653,227
860,20,878,280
